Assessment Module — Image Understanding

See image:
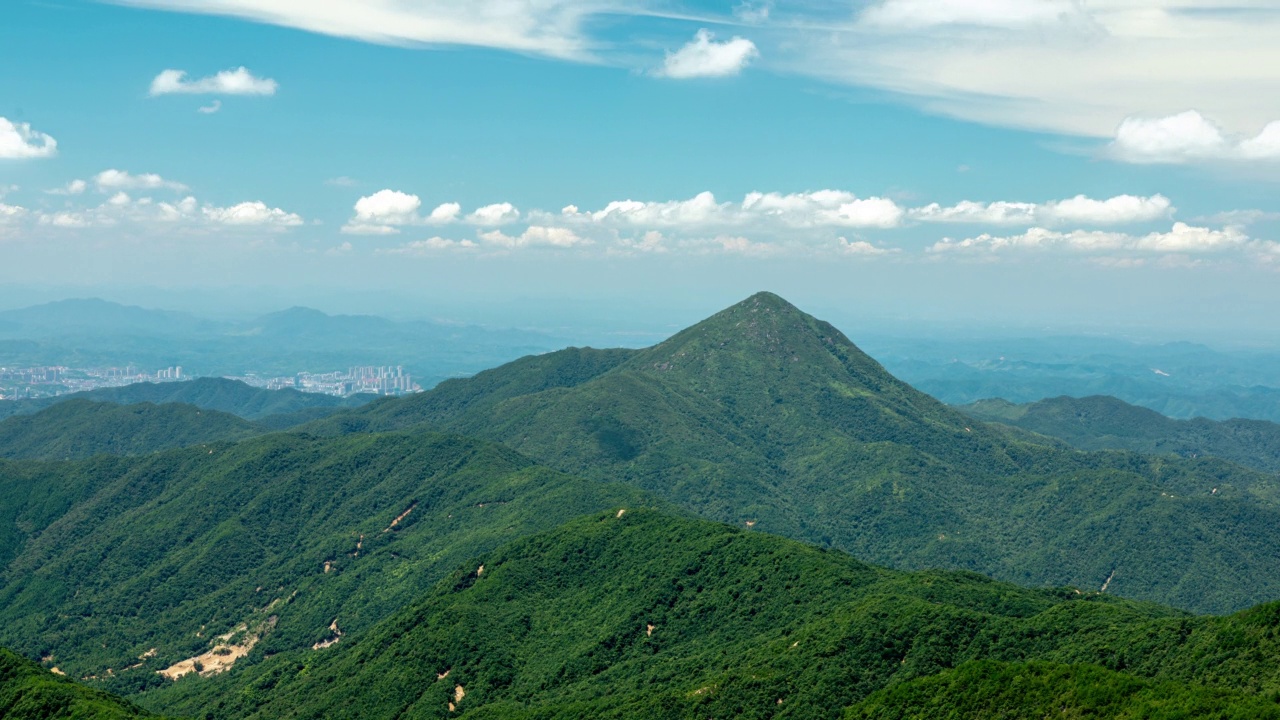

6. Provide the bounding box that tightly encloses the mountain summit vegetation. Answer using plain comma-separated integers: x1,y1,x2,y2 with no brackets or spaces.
317,292,1280,614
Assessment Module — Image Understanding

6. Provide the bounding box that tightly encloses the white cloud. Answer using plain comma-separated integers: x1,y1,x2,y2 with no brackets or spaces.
479,225,587,248
0,117,57,159
786,2,1280,141
468,202,520,226
344,189,422,234
46,179,88,196
202,201,304,226
1110,111,1280,163
149,67,278,96
861,0,1082,29
198,100,222,114
0,203,28,223
32,192,301,231
428,202,462,224
567,190,904,231
116,0,606,60
838,237,894,255
94,169,188,192
733,0,772,23
911,194,1173,225
658,29,758,79
383,237,479,255
930,222,1255,255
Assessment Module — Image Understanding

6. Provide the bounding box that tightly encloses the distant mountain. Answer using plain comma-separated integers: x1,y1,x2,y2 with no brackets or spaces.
0,298,565,383
862,333,1280,423
0,647,166,719
142,509,1280,720
0,399,259,460
0,431,652,691
0,298,217,339
962,395,1280,474
0,378,367,423
316,292,1280,614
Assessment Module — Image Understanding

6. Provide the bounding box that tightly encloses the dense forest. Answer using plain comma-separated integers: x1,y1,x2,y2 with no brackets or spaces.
4,292,1280,719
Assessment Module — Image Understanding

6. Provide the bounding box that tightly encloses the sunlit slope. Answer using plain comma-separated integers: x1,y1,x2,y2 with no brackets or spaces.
0,648,173,720
0,399,259,460
0,432,651,693
144,509,1280,720
328,292,1280,613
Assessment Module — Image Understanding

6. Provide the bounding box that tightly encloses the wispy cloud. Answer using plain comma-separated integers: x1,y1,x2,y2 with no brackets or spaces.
197,100,222,114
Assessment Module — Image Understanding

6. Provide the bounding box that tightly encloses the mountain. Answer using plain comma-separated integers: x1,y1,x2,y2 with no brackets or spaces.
0,431,652,692
961,395,1280,474
137,509,1280,720
0,648,167,720
0,299,565,383
0,399,259,460
861,332,1280,424
0,378,368,424
314,292,1280,614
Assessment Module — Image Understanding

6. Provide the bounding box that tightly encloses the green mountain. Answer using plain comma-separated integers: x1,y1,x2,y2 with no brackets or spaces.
138,509,1280,720
0,400,259,460
0,648,166,720
0,431,651,692
962,395,1280,474
0,378,368,424
313,292,1280,614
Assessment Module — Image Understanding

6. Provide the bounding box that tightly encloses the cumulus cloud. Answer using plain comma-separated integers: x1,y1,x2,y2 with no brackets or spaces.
565,190,904,230
47,179,88,196
1110,111,1280,163
930,222,1255,256
468,202,520,226
658,29,758,79
31,192,302,231
149,67,278,96
202,201,304,226
343,192,487,234
911,194,1173,225
838,237,894,255
343,189,423,234
94,169,188,192
0,203,28,223
479,225,587,248
0,118,57,159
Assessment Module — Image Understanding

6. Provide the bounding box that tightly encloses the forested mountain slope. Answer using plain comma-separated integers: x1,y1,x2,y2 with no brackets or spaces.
0,648,167,720
310,292,1280,614
0,400,259,460
0,432,652,691
139,509,1280,720
962,395,1280,474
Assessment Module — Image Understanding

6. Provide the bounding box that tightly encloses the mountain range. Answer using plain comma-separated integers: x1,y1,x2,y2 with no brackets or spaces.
3,292,1280,719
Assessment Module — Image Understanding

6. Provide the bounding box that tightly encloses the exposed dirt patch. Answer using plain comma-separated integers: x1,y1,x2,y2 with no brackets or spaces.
312,619,344,650
159,616,278,680
50,667,65,676
616,508,626,518
383,503,417,532
646,623,655,637
455,685,466,702
437,669,451,680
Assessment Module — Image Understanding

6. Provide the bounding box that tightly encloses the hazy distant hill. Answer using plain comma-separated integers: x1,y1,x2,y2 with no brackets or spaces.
0,431,652,691
0,399,259,460
0,377,367,423
317,292,1280,614
962,395,1280,474
864,333,1280,423
142,509,1280,720
0,298,564,383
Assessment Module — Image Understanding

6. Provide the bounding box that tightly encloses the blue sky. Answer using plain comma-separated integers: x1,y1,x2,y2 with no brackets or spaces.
2,0,1280,341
